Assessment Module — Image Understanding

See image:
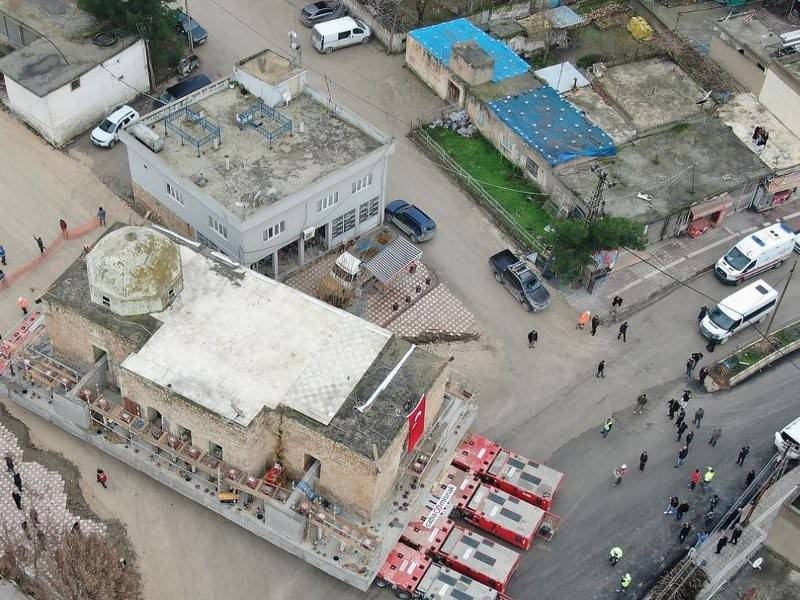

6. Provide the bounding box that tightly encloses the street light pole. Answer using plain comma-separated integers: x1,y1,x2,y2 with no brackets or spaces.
765,259,796,335
184,0,194,53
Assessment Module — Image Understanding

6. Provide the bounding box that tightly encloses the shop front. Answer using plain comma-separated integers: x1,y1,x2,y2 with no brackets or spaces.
751,171,800,212
686,193,734,238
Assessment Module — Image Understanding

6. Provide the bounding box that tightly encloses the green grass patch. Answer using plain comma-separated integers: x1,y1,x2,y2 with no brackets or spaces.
426,127,550,236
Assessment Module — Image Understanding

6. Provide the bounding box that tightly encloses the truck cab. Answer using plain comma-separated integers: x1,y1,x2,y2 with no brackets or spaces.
489,249,550,312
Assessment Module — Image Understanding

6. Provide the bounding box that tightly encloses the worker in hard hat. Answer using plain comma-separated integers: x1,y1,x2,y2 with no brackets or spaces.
577,310,591,329
609,547,623,565
703,467,715,489
617,572,632,593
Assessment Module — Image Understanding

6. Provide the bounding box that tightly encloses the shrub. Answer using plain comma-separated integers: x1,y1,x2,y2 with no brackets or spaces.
315,275,355,309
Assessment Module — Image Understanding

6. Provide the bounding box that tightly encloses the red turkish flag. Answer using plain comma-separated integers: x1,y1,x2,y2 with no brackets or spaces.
407,395,426,453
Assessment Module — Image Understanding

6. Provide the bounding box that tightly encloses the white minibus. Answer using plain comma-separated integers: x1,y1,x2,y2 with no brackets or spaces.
699,279,778,343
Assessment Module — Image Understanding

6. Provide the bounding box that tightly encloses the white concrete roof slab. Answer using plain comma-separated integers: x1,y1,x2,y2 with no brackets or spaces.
717,93,800,172
121,246,391,426
535,62,589,94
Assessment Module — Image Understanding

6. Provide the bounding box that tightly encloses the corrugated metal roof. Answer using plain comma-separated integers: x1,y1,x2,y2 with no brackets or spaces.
364,237,422,284
409,18,530,83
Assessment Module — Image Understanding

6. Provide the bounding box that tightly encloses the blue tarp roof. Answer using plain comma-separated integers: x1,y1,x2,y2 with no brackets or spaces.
409,18,530,83
488,86,617,166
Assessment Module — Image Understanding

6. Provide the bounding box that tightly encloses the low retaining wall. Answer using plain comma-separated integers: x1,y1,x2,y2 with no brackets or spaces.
340,0,407,54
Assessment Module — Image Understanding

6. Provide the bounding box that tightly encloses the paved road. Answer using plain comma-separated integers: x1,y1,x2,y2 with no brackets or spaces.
3,2,800,599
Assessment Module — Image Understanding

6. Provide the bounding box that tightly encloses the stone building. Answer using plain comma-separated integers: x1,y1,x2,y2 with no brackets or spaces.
42,225,452,518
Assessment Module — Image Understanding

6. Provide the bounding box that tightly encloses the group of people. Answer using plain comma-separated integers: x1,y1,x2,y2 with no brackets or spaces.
6,454,45,547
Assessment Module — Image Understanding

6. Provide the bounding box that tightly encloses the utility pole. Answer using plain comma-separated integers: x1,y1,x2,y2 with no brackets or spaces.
690,162,695,195
184,0,194,53
766,259,796,335
586,165,614,222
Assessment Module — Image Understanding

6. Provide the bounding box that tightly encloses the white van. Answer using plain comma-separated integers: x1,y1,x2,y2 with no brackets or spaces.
715,222,794,285
775,416,800,459
312,16,371,54
699,279,778,343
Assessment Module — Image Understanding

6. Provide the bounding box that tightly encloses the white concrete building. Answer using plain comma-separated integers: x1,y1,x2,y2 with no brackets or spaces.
0,0,150,147
120,49,395,279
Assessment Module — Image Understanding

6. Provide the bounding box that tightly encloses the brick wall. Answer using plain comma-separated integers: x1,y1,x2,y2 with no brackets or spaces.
132,182,197,240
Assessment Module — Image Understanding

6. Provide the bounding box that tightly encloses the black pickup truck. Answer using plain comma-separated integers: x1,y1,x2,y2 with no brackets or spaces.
489,249,551,312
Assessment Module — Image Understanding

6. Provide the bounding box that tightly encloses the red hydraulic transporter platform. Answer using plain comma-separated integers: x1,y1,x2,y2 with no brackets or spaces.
436,525,520,593
401,504,456,554
459,482,545,550
377,543,431,598
454,434,565,511
415,563,505,600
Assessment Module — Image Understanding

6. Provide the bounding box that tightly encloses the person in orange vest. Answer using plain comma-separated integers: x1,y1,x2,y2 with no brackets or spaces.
577,310,591,329
17,297,29,316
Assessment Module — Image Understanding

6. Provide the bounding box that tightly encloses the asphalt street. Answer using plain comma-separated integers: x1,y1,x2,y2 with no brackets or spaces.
2,2,800,599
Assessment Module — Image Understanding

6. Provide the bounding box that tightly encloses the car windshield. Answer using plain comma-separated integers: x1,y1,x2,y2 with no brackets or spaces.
98,119,116,133
519,270,540,291
708,306,737,331
781,431,800,446
724,247,750,271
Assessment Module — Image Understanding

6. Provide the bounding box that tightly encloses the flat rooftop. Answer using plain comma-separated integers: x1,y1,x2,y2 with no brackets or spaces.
596,58,705,132
558,119,771,224
144,84,382,218
716,15,782,64
0,0,139,96
563,86,635,144
718,93,800,172
121,243,391,427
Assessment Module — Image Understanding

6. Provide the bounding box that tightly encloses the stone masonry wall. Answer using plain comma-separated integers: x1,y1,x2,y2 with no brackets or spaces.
132,182,197,240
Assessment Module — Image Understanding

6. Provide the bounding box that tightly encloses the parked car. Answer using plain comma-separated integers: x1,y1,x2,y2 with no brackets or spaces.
175,9,208,46
312,16,370,54
385,200,437,242
775,415,800,460
300,1,347,27
153,73,212,108
90,105,139,148
489,249,550,312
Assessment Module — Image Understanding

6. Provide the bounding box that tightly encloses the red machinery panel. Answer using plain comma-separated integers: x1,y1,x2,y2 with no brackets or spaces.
377,543,431,595
452,433,501,475
433,464,480,509
486,449,565,511
462,483,544,550
437,526,520,593
415,563,501,600
401,503,456,554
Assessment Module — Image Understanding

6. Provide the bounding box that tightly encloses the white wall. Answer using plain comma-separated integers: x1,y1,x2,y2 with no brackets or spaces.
759,67,800,136
4,40,150,146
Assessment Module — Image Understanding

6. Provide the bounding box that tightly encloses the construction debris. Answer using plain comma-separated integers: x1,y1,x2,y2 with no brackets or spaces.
430,110,477,138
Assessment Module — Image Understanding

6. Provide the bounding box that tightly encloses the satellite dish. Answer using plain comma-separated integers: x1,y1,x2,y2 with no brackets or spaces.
748,557,763,570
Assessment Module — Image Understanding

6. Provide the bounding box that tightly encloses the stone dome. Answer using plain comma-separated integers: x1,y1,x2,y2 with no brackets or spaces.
87,226,183,316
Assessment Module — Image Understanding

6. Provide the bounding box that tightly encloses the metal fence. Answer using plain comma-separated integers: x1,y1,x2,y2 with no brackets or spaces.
413,128,546,254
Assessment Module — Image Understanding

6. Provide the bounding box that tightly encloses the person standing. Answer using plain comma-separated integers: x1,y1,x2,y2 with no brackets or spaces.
679,523,692,543
703,467,716,489
695,530,709,548
698,305,708,321
97,206,107,226
613,464,628,485
689,469,702,490
0,244,5,266
664,496,680,515
744,469,756,488
527,330,538,349
730,524,743,545
59,219,68,239
96,468,108,490
685,431,695,447
676,500,690,521
639,451,648,471
693,407,705,427
17,297,29,316
686,357,696,379
591,315,600,336
736,445,750,466
602,418,614,438
677,421,688,442
668,399,679,420
698,366,710,385
609,546,623,565
13,472,22,492
715,536,728,554
675,445,688,467
634,393,648,414
676,407,686,426
5,454,14,472
617,573,632,594
611,296,623,319
709,495,720,511
691,352,704,364
682,389,692,404
597,360,606,378
12,490,22,510
617,321,628,342
709,427,723,446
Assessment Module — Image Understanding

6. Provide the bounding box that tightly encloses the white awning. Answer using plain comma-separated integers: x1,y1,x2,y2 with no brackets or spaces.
364,237,422,284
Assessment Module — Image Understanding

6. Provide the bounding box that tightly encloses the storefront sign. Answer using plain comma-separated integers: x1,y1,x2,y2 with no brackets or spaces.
423,484,456,528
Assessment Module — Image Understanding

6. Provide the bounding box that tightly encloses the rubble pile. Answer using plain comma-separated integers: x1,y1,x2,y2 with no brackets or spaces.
429,110,477,138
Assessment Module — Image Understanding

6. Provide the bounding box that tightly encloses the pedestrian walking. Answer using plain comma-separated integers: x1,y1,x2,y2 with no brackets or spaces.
679,523,692,543
611,296,623,319
698,366,710,385
17,297,29,316
703,467,715,489
677,421,688,442
715,536,728,554
676,407,686,426
5,454,14,472
709,427,723,446
617,573,632,593
736,445,750,466
29,508,39,528
707,337,717,353
96,468,108,490
727,507,743,530
744,469,756,488
730,524,743,545
664,496,680,515
21,520,30,540
12,490,22,510
617,321,628,342
639,451,648,471
34,235,45,254
97,206,107,226
685,431,695,446
698,306,708,321
709,495,720,511
668,398,679,420
613,464,628,485
59,218,68,239
695,530,709,548
0,244,5,266
704,510,716,528
689,469,702,490
591,315,600,336
693,407,705,427
634,393,648,414
527,330,538,349
676,500,690,521
13,472,22,492
686,357,696,379
119,557,127,571
602,418,614,438
691,352,704,364
596,360,605,378
609,546,623,565
682,389,692,404
675,445,689,467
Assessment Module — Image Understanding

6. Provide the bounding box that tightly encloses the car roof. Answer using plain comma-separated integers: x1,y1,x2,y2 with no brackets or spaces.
386,199,409,211
717,279,778,317
314,16,360,35
106,105,138,122
166,74,212,97
403,205,435,227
